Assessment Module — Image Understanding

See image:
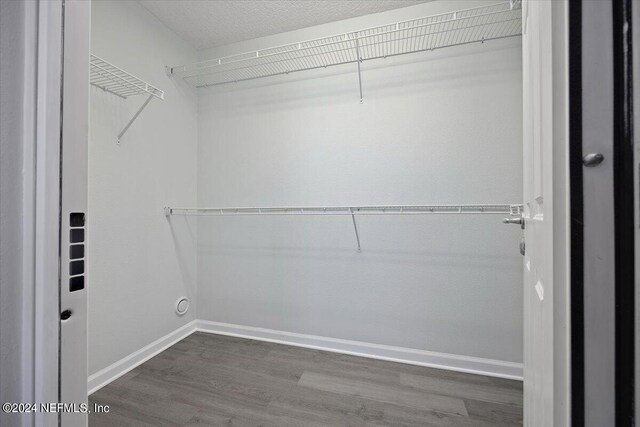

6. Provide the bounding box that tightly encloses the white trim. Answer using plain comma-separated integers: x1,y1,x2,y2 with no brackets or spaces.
20,0,39,412
33,2,64,425
87,321,197,395
88,319,522,394
196,320,523,380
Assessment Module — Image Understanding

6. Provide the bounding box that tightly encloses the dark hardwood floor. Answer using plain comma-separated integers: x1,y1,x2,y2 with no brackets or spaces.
89,332,523,426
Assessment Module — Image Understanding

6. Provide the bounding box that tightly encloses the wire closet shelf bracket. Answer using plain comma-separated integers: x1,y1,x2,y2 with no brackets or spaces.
164,204,524,251
90,54,165,144
166,0,522,102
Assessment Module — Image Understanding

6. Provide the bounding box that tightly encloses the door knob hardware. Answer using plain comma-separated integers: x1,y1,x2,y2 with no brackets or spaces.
502,214,525,229
60,310,72,321
502,217,522,224
582,153,604,167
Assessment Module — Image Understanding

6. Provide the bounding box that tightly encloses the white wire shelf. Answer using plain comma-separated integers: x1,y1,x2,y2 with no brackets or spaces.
90,54,164,100
90,54,164,143
165,204,524,251
168,0,522,99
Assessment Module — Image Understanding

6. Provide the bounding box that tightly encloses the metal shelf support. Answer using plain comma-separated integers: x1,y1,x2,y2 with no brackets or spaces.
349,207,362,251
90,54,164,144
117,94,154,144
354,32,364,104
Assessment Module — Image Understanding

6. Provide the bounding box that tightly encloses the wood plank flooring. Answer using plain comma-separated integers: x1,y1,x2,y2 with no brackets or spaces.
89,332,522,426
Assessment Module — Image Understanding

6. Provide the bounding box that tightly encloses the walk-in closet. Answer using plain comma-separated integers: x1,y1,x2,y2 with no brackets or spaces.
85,0,527,425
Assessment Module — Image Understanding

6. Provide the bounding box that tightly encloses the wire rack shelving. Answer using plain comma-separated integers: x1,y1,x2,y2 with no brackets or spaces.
90,54,164,143
167,0,522,101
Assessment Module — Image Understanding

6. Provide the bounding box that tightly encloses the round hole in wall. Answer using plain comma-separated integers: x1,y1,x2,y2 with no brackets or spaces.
175,297,189,316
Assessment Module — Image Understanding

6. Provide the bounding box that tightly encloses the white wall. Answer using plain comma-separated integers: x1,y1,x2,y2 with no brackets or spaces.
89,1,198,375
196,1,524,364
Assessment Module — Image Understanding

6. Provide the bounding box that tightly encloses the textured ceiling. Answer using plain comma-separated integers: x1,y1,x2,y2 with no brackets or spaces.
138,1,429,50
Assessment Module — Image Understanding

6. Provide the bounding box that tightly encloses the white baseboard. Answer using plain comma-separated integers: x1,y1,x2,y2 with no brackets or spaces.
87,320,197,395
196,320,523,381
88,318,522,394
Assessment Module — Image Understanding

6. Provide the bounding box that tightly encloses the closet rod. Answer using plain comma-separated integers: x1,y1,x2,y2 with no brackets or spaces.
164,204,523,217
164,204,523,252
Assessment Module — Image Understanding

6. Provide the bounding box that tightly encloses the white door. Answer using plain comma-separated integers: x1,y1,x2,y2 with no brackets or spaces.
521,1,555,425
59,1,90,426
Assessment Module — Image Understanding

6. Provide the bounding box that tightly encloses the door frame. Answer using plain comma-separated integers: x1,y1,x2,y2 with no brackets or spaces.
58,1,91,425
27,1,90,425
33,1,64,425
612,0,635,424
0,1,62,425
569,0,637,425
572,1,617,425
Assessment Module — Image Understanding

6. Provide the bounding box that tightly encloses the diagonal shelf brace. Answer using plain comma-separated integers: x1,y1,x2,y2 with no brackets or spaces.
349,208,362,251
354,33,364,104
118,94,154,144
